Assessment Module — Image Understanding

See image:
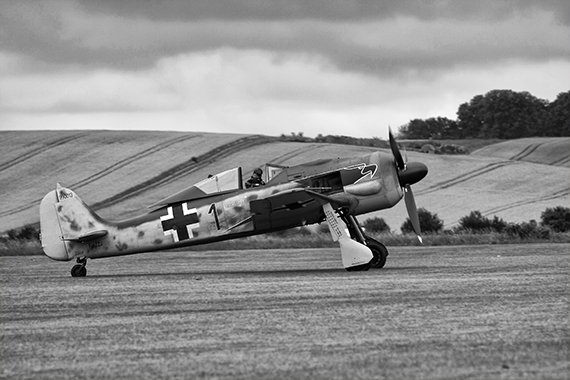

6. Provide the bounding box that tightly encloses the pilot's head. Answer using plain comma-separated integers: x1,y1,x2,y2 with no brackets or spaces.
253,168,262,177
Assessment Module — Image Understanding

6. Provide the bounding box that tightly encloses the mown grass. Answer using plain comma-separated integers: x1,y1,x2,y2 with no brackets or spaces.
1,244,568,380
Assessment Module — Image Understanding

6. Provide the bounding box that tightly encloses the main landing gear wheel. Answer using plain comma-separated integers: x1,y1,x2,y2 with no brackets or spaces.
346,263,371,272
71,258,87,277
337,211,376,272
366,237,389,269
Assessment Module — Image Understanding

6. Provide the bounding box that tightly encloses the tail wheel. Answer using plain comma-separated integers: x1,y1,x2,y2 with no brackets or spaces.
71,258,87,277
366,237,388,269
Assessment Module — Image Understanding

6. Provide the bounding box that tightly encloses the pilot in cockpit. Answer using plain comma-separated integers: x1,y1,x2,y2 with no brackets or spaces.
245,167,266,188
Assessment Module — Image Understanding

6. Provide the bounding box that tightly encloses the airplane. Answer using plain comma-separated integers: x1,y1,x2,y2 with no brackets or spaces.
39,130,428,277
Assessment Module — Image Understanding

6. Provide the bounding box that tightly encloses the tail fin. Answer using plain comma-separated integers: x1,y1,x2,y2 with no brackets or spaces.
40,183,109,261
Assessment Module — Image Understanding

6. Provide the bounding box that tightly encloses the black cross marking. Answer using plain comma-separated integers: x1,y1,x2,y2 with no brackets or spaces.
160,203,200,242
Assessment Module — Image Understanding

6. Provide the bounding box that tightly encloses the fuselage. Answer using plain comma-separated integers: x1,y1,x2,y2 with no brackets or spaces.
41,150,406,261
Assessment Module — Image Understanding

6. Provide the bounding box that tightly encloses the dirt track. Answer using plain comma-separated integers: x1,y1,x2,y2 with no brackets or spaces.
1,244,569,380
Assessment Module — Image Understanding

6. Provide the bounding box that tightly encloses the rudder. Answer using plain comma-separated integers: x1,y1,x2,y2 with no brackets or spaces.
40,189,69,261
40,184,109,261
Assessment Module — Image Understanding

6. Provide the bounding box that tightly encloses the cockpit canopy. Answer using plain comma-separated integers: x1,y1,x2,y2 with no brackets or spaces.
148,167,244,209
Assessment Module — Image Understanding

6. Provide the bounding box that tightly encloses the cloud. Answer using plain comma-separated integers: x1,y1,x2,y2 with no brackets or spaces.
1,0,568,75
0,50,375,112
1,1,569,138
2,48,568,138
78,0,570,24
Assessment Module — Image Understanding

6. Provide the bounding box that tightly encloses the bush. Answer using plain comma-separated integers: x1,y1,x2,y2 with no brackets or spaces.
362,217,390,233
540,206,570,232
401,208,444,234
439,144,468,154
0,238,43,256
458,211,507,233
6,224,39,241
505,220,551,240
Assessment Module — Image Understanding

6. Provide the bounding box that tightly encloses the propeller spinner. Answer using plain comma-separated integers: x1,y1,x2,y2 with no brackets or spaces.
388,128,428,242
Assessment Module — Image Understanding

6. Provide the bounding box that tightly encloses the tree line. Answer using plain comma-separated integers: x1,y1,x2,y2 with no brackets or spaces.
362,206,570,239
398,89,570,140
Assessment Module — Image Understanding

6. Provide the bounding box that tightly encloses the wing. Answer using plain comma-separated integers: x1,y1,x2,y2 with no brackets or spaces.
249,188,358,230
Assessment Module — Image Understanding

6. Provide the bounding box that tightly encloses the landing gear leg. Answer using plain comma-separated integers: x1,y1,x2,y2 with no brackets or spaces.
338,210,371,271
339,210,389,270
71,257,87,277
341,212,366,244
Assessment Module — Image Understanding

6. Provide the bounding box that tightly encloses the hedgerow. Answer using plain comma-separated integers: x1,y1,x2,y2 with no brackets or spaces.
1,206,568,256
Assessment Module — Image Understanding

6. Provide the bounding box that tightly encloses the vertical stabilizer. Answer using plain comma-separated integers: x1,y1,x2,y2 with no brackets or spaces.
40,184,109,261
39,188,69,261
54,183,108,242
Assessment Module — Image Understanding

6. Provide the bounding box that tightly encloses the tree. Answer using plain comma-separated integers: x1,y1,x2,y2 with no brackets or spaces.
458,211,506,233
398,117,458,139
544,91,570,137
401,208,443,234
540,206,570,232
456,90,548,139
362,217,390,234
456,94,484,138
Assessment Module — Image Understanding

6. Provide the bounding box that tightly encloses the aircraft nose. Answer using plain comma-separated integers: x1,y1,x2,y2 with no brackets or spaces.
398,162,428,186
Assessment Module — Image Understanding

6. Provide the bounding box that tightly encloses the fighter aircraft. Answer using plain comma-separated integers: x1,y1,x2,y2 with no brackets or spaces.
39,130,428,276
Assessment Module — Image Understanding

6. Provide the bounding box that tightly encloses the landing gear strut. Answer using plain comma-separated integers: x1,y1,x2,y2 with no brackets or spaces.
71,257,87,277
338,209,389,270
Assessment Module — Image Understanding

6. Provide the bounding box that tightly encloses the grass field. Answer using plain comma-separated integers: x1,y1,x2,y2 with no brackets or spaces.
1,244,568,380
1,132,569,234
472,137,570,167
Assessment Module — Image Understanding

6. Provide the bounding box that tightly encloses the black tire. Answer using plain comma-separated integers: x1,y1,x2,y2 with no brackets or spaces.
366,237,389,269
71,264,87,277
345,263,371,272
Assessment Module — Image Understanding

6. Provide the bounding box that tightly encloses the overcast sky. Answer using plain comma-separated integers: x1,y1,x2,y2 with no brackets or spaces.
1,0,569,138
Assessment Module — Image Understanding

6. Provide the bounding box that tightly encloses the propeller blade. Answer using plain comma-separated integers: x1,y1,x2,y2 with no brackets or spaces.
404,185,423,243
388,127,405,171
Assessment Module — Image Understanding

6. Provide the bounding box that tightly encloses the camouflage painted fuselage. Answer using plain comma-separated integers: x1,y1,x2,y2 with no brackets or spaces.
41,151,403,261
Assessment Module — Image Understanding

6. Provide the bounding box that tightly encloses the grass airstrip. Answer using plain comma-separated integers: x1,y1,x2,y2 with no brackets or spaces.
1,244,568,380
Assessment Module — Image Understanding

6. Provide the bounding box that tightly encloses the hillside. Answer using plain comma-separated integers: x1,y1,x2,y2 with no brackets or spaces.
1,131,569,233
472,137,570,167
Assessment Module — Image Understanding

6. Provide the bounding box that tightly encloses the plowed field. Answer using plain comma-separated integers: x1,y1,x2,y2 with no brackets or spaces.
1,132,569,232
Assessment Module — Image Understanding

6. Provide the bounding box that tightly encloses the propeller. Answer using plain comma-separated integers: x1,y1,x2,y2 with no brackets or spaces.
389,128,406,171
404,185,422,243
388,127,428,242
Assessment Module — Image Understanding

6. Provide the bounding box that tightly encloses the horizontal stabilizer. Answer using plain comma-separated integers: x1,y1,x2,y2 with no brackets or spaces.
63,230,108,242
